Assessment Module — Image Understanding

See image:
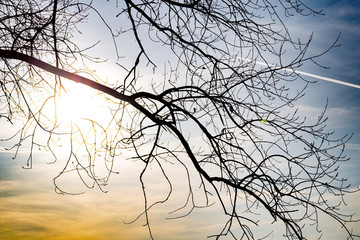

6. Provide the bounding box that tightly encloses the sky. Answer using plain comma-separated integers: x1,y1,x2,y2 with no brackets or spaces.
1,0,360,239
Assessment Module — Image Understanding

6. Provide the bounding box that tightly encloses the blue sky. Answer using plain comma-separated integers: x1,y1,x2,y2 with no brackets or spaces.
292,0,360,187
1,0,360,239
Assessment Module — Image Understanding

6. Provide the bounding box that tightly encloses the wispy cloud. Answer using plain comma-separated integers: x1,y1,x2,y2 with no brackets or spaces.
346,143,360,152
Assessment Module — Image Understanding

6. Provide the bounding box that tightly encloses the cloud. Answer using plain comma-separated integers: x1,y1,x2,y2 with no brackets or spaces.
293,105,360,130
0,178,148,240
347,143,360,152
1,146,360,240
1,103,359,240
0,152,227,240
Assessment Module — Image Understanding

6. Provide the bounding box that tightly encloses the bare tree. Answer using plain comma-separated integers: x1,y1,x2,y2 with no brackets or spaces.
0,0,358,239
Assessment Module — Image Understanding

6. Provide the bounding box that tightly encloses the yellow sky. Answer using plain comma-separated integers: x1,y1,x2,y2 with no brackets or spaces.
1,1,360,239
1,151,360,239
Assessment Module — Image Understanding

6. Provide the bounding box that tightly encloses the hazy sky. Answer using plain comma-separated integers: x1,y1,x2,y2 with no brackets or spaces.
1,0,360,239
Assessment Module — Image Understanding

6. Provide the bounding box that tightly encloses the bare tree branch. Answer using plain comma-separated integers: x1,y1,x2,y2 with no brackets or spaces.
0,1,359,239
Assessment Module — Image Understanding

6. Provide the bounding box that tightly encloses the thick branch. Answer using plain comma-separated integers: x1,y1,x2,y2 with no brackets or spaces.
0,49,132,103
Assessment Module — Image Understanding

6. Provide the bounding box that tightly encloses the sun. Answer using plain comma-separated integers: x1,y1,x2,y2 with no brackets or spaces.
56,81,106,126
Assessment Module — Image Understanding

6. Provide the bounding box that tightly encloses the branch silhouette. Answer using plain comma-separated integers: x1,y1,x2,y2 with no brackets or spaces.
0,1,359,239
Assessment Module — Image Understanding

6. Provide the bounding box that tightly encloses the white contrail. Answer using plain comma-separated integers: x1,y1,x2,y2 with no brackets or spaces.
292,70,360,89
242,58,360,89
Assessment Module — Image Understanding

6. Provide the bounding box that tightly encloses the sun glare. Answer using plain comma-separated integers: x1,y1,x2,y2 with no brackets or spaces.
56,82,105,125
